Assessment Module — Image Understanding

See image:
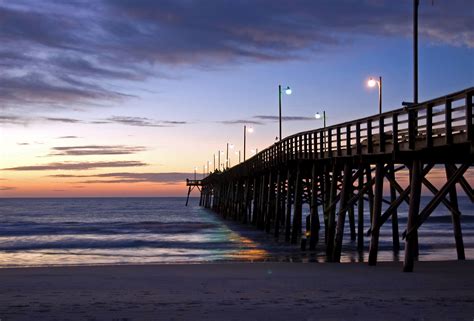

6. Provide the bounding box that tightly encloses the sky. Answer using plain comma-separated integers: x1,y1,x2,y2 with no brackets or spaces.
0,0,473,197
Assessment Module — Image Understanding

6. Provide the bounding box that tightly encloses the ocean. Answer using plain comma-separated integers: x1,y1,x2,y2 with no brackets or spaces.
0,197,473,267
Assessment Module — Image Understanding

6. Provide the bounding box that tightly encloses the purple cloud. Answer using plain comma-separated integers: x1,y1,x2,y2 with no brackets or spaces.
48,145,147,156
3,161,148,171
0,0,471,112
49,172,194,184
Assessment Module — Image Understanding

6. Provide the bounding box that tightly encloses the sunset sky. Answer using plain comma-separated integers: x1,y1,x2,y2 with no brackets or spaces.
1,0,473,197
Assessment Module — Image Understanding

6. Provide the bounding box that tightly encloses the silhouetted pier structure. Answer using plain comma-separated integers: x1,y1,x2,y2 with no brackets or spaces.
185,179,203,206
195,88,473,271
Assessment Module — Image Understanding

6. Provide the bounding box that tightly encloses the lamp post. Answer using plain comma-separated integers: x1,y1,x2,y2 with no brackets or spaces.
217,151,221,171
194,167,197,180
315,110,327,151
368,76,382,114
314,111,327,128
244,125,253,162
226,143,234,169
213,154,216,171
414,0,419,104
235,150,241,163
243,125,254,161
278,84,292,141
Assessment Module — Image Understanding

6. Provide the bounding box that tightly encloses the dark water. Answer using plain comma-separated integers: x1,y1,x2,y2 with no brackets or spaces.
0,197,472,267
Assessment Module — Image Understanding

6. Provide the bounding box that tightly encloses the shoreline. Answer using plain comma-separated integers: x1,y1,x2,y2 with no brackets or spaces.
1,260,473,320
0,257,471,269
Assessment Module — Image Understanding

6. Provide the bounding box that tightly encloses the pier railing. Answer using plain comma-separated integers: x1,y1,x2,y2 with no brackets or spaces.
214,87,472,175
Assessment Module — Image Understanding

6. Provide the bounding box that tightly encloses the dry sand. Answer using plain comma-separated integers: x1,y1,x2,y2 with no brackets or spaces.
0,261,473,321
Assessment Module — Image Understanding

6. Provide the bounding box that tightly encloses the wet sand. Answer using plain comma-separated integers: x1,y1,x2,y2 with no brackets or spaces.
0,261,473,320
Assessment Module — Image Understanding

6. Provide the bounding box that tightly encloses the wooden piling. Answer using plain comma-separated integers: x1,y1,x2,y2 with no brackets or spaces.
357,166,365,251
274,171,282,238
265,171,274,233
333,161,353,262
388,164,400,252
285,169,293,242
291,164,303,244
368,162,384,266
445,164,465,260
403,159,423,272
326,161,339,260
309,163,320,250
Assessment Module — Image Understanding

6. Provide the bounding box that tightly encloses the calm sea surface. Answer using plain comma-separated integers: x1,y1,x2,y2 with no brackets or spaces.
0,197,473,267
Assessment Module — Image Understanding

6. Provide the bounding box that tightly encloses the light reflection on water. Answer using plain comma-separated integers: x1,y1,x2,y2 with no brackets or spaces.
0,197,472,267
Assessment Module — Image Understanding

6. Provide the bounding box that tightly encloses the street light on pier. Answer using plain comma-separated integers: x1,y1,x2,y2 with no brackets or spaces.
193,167,197,180
278,84,292,141
314,111,327,128
235,150,241,163
368,76,383,114
226,143,234,169
220,150,225,170
243,125,254,161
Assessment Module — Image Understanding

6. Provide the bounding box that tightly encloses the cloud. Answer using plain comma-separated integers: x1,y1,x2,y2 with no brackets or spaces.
57,136,80,139
219,115,314,125
0,0,471,112
0,115,27,125
219,119,264,125
0,186,16,191
103,116,183,127
43,117,83,123
17,142,30,146
48,145,147,156
3,161,148,171
97,116,188,127
254,115,314,122
0,72,128,109
0,113,187,128
49,172,193,184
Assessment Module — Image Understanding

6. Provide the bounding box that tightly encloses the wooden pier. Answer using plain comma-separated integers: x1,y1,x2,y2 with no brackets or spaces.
195,87,473,271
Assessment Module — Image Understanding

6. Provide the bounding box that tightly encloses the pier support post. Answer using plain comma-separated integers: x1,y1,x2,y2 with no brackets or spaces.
309,163,320,250
265,171,274,233
323,164,330,244
333,161,353,262
357,165,365,251
388,164,400,252
326,161,339,260
274,171,282,238
199,189,204,206
368,162,385,266
291,164,303,244
404,159,423,272
348,202,356,241
366,165,375,226
446,164,465,260
258,174,267,230
252,177,259,226
285,169,293,242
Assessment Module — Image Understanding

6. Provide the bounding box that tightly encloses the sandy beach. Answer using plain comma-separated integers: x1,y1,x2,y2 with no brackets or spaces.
0,260,473,321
